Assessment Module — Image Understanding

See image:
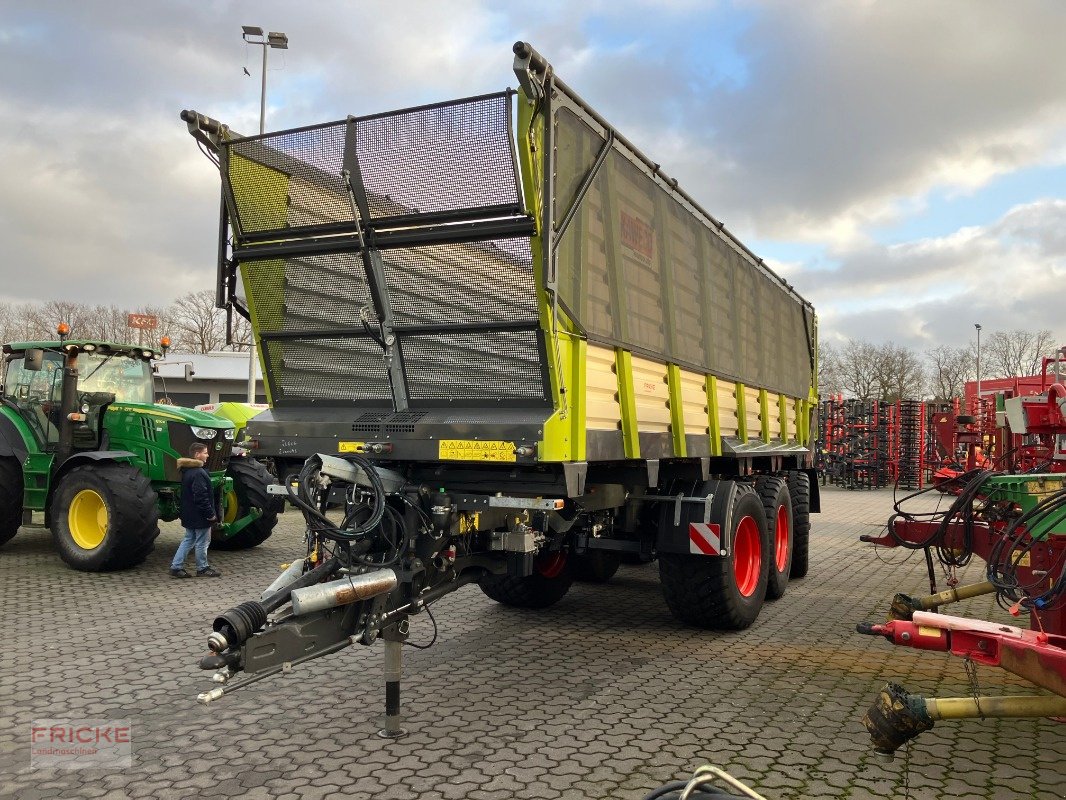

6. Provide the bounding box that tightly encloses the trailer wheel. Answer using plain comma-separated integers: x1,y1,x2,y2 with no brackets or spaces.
0,456,23,547
569,550,621,583
786,470,811,578
213,457,281,550
755,475,793,600
659,484,770,630
479,553,574,609
51,463,160,571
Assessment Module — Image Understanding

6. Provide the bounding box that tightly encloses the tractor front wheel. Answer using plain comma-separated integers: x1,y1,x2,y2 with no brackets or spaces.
212,457,281,550
0,456,23,547
51,463,160,571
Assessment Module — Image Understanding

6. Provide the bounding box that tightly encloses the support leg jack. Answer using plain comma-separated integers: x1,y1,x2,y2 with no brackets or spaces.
378,636,408,739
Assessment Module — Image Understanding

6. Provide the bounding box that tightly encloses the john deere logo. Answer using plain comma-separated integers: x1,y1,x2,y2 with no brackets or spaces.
215,441,223,451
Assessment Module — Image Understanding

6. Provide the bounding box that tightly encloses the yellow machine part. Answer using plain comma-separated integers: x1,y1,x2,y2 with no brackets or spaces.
536,343,811,460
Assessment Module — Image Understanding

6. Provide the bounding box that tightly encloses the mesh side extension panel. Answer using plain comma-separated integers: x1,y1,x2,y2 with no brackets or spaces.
382,238,536,326
268,338,391,401
354,94,520,222
281,253,377,331
400,331,546,402
241,253,377,333
227,123,353,236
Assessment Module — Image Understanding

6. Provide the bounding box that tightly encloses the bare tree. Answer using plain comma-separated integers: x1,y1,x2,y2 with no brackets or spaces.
875,342,925,402
230,311,251,351
926,344,972,401
31,300,88,339
170,290,228,353
168,289,250,353
983,329,1056,378
0,302,48,343
817,341,842,398
835,339,882,401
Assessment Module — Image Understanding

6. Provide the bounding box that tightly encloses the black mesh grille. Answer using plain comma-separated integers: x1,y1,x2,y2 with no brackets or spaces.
241,253,377,336
282,254,377,331
400,330,545,401
228,123,353,236
229,92,548,408
266,338,391,401
224,93,521,239
384,411,427,433
351,411,391,433
383,238,536,326
354,94,520,222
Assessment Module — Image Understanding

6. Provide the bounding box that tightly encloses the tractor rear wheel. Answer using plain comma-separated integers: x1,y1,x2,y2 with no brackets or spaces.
212,457,281,550
479,552,574,609
50,463,160,571
659,484,770,630
786,470,811,578
569,550,621,583
755,475,793,600
0,456,23,547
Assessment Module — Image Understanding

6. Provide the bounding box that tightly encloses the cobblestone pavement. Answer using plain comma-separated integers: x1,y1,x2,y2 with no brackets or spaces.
1,485,1063,799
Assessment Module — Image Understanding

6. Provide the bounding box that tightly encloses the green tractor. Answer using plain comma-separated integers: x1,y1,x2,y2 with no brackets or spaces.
0,333,282,571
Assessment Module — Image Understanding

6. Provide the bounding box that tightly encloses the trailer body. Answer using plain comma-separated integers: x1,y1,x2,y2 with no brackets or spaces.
184,43,821,709
225,87,818,477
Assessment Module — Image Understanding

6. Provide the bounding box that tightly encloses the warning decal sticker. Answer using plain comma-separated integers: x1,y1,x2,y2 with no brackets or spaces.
689,522,722,555
439,440,517,463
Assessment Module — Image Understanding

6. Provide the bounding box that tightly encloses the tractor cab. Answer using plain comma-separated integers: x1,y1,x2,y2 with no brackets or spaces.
2,340,156,452
0,332,282,571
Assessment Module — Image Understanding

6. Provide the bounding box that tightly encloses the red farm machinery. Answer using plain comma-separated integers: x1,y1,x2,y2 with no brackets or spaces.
857,361,1066,757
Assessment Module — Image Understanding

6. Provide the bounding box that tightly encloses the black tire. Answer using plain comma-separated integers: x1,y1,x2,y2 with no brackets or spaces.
479,554,573,609
658,484,770,630
786,470,811,579
212,457,281,550
0,456,23,547
569,550,621,583
50,463,160,571
755,475,793,600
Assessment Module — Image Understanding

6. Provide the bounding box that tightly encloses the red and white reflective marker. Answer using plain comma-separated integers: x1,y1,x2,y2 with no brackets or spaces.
689,522,722,555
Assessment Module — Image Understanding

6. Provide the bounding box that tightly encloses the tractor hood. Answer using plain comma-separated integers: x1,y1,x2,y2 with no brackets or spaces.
106,402,236,433
104,402,236,479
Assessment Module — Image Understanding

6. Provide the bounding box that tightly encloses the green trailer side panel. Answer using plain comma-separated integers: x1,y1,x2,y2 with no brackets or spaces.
667,363,686,457
735,382,748,442
615,349,640,458
706,376,723,456
759,389,771,444
550,93,816,402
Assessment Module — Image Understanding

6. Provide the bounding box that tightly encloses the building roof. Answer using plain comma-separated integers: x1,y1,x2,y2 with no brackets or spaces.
154,351,262,382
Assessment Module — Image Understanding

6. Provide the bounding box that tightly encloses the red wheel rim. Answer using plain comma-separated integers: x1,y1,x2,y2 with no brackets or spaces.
733,515,762,597
774,504,789,573
537,552,566,578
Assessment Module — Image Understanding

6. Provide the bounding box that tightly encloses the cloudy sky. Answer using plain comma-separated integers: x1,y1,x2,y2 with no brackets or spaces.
2,0,1064,351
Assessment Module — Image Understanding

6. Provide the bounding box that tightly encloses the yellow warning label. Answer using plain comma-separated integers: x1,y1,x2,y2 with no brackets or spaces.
439,439,516,462
917,626,942,638
1016,552,1030,568
338,441,365,453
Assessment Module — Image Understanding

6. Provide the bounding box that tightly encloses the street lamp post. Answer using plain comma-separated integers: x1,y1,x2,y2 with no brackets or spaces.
975,323,982,414
241,25,289,402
